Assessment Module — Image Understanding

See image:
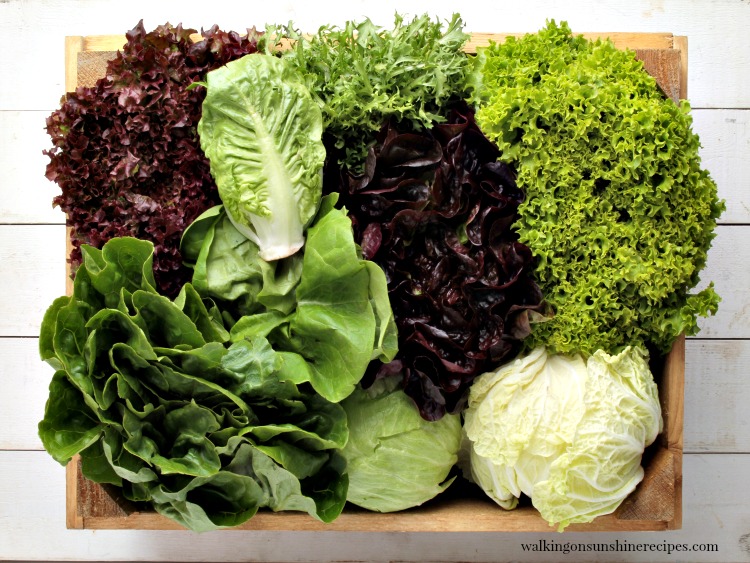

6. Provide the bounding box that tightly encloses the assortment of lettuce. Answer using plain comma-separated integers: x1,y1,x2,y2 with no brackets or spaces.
39,15,724,531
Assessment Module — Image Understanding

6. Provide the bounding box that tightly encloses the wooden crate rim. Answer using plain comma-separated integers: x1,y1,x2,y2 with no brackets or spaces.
71,30,679,53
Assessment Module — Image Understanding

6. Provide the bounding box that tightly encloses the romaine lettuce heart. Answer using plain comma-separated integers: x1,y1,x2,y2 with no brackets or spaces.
197,54,326,261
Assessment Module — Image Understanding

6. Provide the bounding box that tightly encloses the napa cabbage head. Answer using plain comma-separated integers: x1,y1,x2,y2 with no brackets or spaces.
197,53,326,261
462,346,662,531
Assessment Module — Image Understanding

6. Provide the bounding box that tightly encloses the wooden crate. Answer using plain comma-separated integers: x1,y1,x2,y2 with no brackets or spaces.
62,31,686,532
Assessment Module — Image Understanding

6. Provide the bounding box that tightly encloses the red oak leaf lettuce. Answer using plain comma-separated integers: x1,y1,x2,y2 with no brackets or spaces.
323,104,546,420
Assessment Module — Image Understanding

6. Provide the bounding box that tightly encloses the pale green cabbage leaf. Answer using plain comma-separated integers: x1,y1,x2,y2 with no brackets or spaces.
463,346,662,530
341,376,462,512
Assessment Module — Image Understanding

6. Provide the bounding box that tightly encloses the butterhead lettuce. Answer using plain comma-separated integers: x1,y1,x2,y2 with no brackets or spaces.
462,346,662,531
181,194,398,403
38,237,350,532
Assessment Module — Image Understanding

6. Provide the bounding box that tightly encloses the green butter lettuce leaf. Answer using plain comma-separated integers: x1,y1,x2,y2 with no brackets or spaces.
173,283,230,344
50,298,93,395
80,237,156,309
181,194,398,403
181,205,303,318
197,53,326,261
39,296,72,371
470,21,725,355
283,202,380,402
79,440,123,486
220,338,282,394
240,400,349,453
225,443,346,522
306,453,349,523
149,466,266,532
101,426,158,484
144,402,223,477
85,308,157,374
37,236,353,531
38,370,102,464
229,310,290,342
255,441,329,479
130,290,207,350
364,261,399,363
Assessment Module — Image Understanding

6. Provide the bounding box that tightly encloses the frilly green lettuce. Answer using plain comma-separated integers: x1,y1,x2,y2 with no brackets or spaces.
276,13,470,171
462,345,662,531
469,21,725,355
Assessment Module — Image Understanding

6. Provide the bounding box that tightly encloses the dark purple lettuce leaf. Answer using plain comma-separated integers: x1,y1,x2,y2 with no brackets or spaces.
44,21,261,297
323,104,546,420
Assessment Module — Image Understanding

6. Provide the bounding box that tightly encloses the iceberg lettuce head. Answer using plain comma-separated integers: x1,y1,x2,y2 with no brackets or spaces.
463,346,663,530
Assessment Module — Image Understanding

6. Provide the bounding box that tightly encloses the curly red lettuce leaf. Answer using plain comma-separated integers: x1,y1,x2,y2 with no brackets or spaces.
44,21,261,297
323,104,546,420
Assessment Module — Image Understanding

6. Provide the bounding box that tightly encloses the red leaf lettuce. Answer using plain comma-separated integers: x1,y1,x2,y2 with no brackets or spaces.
44,21,261,297
323,104,546,420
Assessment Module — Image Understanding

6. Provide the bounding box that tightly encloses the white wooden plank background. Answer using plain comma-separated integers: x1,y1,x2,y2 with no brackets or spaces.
1,0,748,561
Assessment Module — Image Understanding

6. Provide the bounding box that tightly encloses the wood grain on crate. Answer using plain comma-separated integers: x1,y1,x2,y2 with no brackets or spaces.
63,32,686,532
